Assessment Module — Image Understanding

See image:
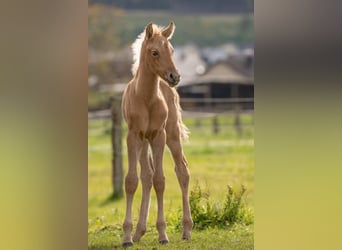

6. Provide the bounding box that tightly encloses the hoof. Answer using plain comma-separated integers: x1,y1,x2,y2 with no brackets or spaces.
132,235,140,243
159,239,169,245
182,233,191,240
122,242,133,247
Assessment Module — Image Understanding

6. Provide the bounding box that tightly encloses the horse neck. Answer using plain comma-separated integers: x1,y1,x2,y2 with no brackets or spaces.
134,62,160,101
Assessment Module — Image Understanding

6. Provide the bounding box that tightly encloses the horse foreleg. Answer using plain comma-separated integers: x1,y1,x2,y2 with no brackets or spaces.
133,140,154,242
122,131,142,247
150,129,169,244
167,137,193,240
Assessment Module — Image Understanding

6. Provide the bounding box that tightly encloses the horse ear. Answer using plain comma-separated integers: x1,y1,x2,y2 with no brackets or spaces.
145,22,154,40
162,21,175,39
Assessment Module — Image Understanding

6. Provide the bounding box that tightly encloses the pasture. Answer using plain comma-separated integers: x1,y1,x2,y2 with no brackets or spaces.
88,114,254,249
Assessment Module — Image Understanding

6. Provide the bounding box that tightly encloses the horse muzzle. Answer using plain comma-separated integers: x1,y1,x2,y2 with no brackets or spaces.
166,71,180,87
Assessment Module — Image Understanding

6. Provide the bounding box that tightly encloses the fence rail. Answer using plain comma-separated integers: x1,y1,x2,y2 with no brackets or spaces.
88,97,254,120
180,97,254,103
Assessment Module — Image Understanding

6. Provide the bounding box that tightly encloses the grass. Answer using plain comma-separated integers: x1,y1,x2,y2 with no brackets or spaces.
186,184,253,231
89,226,253,250
88,114,254,249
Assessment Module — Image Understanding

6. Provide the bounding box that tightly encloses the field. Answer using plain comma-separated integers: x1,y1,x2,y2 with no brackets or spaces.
88,114,254,249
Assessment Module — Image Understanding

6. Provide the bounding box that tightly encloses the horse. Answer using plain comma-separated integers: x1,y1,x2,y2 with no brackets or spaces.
121,21,193,246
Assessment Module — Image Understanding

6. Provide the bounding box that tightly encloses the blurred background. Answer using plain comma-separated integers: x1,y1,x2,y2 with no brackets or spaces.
88,0,254,248
88,0,254,111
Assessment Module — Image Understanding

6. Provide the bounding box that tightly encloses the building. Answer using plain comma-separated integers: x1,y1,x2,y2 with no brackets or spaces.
177,58,254,112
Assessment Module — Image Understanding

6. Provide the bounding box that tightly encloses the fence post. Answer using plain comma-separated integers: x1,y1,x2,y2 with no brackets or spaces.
111,95,123,197
232,84,242,136
234,108,242,136
212,115,219,134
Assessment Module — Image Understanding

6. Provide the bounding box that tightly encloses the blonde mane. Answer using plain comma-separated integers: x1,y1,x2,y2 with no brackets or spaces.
131,30,145,76
131,24,169,76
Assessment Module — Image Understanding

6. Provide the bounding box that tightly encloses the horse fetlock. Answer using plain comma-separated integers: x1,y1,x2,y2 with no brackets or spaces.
182,230,191,240
181,217,193,240
133,223,146,242
122,224,133,246
183,217,193,230
132,231,145,242
123,220,133,232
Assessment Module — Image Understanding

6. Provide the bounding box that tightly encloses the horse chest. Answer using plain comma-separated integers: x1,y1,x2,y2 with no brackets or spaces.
126,98,168,136
147,108,167,131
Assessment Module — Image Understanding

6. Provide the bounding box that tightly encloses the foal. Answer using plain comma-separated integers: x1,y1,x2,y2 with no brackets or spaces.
121,22,193,246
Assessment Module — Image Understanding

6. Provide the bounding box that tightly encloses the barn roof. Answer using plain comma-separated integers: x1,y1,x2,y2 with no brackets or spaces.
180,60,253,86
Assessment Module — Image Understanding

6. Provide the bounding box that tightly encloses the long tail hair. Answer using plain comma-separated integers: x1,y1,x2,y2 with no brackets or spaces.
175,92,189,141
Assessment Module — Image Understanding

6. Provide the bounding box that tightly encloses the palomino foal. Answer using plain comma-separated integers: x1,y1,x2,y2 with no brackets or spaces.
121,22,193,246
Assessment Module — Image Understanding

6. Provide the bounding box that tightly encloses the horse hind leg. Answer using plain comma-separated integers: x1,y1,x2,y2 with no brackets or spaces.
166,133,193,240
133,140,154,242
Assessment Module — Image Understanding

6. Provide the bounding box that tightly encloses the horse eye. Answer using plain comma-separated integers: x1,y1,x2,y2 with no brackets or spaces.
151,51,159,57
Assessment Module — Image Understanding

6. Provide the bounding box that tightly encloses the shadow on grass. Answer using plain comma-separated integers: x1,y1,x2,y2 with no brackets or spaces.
100,192,123,207
88,244,122,250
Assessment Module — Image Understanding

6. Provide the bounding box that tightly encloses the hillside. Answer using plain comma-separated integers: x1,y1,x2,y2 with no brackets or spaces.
88,5,254,51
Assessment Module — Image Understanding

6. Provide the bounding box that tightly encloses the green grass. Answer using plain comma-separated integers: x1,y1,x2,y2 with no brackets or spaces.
88,114,254,249
89,226,253,250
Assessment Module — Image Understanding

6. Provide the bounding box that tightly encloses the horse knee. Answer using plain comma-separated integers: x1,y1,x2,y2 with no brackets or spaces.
125,174,138,194
153,174,165,192
140,170,153,189
123,220,133,232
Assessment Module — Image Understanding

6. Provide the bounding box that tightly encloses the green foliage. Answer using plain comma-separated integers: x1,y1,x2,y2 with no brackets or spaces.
88,6,254,51
177,182,253,230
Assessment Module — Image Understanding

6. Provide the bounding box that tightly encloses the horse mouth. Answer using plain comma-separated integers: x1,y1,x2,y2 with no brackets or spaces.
168,80,179,87
166,76,180,87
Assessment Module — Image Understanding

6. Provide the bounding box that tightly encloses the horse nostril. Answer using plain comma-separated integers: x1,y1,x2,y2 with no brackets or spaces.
169,72,175,80
167,72,180,85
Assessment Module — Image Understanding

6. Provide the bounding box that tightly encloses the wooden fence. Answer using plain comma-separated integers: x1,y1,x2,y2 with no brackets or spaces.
89,95,254,196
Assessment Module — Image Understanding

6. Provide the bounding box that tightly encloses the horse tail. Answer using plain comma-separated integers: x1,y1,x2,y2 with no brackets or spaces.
180,120,190,141
175,93,190,141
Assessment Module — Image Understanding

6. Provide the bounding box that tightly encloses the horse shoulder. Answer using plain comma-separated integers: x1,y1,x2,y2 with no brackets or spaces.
122,82,149,131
